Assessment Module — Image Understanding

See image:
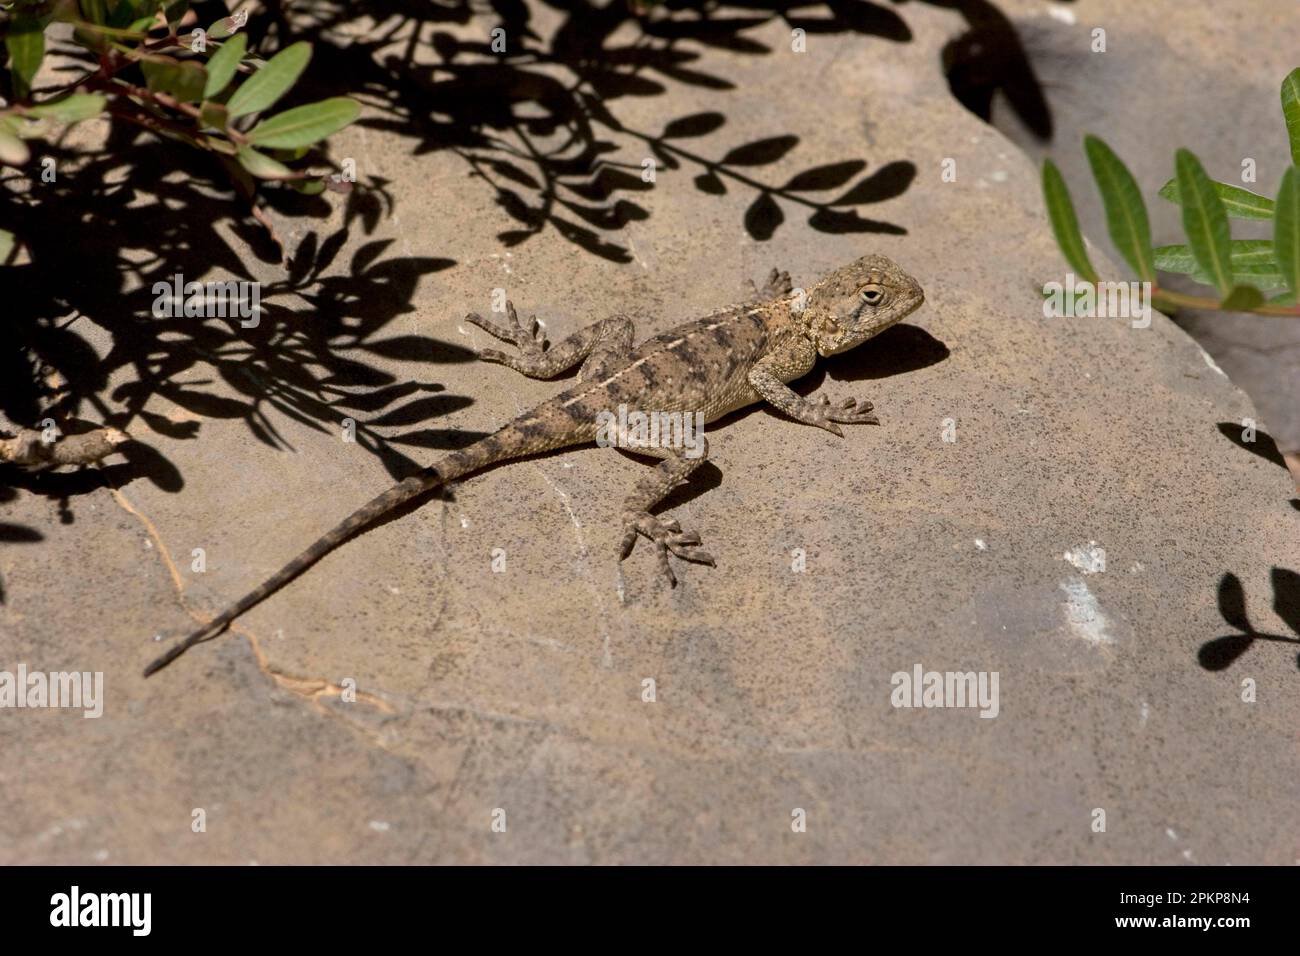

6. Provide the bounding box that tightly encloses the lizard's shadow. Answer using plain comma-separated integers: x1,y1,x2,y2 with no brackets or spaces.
813,323,950,384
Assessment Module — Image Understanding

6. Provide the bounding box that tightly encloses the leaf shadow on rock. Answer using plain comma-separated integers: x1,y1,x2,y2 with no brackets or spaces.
235,0,1055,259
1200,569,1300,672
933,0,1066,141
1216,421,1288,470
1,118,461,519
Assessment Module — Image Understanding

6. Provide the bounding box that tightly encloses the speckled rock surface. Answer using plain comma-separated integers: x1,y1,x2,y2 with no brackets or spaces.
3,2,1298,864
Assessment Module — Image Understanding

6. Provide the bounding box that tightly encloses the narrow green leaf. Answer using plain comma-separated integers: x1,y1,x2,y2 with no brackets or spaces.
1220,286,1266,311
26,93,106,123
1154,239,1276,275
1283,68,1300,167
141,57,208,103
163,1,191,28
1157,178,1275,220
1275,165,1300,296
1183,263,1285,292
246,97,359,149
236,145,295,180
0,228,14,264
226,41,311,118
1174,148,1233,296
81,0,109,26
6,16,45,99
199,101,228,130
1084,134,1155,281
0,124,30,165
208,15,243,40
1041,159,1098,283
203,33,246,99
290,178,327,196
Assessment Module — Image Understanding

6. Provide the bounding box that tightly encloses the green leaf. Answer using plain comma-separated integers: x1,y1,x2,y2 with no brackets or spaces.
1174,148,1234,296
1157,178,1275,220
1153,239,1276,275
1267,291,1297,306
107,0,151,29
208,15,243,40
6,16,45,99
141,57,208,103
0,123,30,166
26,93,106,123
1283,68,1300,167
163,1,191,28
1275,165,1300,297
236,145,295,180
80,0,110,26
226,41,311,118
290,178,327,196
199,101,228,130
1041,158,1098,283
203,33,246,99
0,228,14,264
246,97,359,149
1220,286,1265,311
1083,134,1155,281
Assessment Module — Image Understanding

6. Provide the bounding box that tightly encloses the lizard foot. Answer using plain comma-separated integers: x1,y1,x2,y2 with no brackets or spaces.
749,267,794,301
814,394,879,426
619,510,715,587
466,300,547,360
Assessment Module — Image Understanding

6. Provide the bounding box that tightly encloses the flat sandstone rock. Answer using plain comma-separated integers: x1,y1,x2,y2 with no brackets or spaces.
3,6,1297,864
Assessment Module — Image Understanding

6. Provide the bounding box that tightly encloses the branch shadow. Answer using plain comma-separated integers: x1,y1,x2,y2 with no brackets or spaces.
1200,569,1300,671
242,0,1051,260
2,113,461,516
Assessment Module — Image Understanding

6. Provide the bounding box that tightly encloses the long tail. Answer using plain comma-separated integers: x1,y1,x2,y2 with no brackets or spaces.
143,415,578,677
142,466,446,676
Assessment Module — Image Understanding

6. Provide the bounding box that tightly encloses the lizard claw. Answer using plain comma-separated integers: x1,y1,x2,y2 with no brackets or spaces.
813,394,878,426
466,301,547,356
620,510,715,586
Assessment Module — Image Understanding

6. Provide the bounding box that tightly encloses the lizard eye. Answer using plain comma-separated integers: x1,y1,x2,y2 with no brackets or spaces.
860,284,884,305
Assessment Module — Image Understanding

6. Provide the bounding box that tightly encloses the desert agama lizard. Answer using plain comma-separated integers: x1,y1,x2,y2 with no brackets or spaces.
144,255,924,675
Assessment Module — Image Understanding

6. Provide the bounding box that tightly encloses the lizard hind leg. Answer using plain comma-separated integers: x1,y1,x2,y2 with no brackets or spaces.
614,435,715,587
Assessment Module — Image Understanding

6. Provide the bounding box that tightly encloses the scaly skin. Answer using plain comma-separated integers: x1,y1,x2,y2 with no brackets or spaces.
144,255,925,675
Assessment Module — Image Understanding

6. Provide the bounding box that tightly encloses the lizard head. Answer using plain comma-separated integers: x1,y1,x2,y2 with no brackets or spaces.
803,255,924,356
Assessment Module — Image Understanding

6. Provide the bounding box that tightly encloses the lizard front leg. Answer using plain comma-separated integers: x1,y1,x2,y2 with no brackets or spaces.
615,438,715,586
748,266,793,302
466,302,635,381
748,351,878,438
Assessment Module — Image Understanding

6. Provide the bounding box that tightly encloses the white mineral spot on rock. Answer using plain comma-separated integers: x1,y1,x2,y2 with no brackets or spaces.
974,538,987,550
1166,827,1178,841
1201,348,1227,376
93,848,109,861
1140,700,1150,725
1046,4,1077,25
460,517,469,528
991,170,1008,183
1060,578,1114,646
1129,562,1144,573
1063,541,1106,574
369,820,391,832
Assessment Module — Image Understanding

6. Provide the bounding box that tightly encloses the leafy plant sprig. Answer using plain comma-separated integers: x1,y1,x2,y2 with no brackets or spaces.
1042,67,1300,317
1,1,360,259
